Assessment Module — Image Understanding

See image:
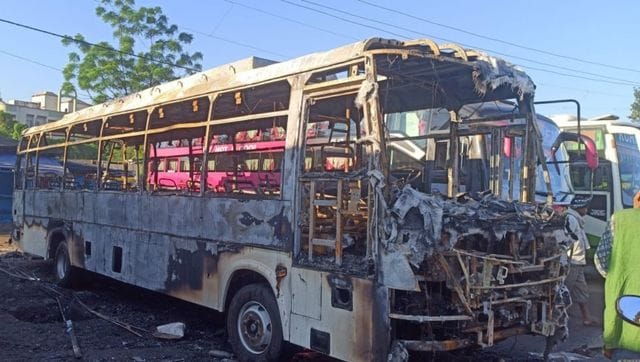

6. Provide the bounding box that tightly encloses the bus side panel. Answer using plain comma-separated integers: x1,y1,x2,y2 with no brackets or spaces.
580,190,610,238
288,268,389,362
77,221,215,301
68,220,293,334
201,196,293,247
34,191,294,249
23,191,293,252
19,190,63,257
16,215,48,257
18,189,294,300
12,189,24,231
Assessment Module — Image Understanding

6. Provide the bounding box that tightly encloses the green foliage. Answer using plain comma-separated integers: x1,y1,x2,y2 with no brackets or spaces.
12,123,27,140
67,143,99,160
631,87,640,121
0,111,26,140
100,141,142,163
0,111,11,138
61,0,203,104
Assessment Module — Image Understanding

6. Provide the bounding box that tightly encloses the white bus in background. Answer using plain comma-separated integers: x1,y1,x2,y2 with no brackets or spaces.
552,115,640,240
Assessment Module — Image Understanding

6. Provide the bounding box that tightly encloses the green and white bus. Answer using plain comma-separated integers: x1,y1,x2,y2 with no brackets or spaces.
554,115,640,240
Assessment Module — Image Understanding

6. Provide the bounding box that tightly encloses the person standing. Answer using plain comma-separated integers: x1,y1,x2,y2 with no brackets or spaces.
596,191,640,359
564,195,599,326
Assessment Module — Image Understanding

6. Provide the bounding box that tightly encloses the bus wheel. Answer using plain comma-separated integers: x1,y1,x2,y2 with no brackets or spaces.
227,284,283,362
54,241,74,287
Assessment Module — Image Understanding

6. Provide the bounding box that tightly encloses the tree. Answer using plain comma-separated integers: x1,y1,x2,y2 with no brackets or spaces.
0,111,26,140
631,87,640,121
62,0,203,104
0,111,12,138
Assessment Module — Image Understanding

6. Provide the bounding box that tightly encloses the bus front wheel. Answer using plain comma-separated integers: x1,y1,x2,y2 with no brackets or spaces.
227,283,283,362
54,241,74,287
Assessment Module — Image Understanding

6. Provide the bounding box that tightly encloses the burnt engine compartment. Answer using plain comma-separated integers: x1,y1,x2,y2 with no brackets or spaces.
386,187,571,350
293,166,571,350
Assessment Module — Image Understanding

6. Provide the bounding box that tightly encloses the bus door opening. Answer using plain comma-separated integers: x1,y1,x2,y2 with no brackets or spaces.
298,93,369,270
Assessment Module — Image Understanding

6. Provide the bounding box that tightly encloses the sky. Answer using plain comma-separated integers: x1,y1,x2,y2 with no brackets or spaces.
0,0,638,119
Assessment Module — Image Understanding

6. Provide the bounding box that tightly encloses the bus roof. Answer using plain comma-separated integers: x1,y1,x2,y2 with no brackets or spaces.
24,37,535,136
552,116,640,131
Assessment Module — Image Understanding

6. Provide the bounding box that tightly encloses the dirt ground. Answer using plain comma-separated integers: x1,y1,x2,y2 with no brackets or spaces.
0,225,237,361
0,224,608,361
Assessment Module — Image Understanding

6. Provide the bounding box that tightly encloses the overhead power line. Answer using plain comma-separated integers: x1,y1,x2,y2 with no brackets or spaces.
287,0,640,87
0,17,200,73
356,0,640,75
524,65,638,87
0,48,95,102
282,0,412,39
0,49,62,72
225,0,358,41
301,0,639,86
537,82,628,98
209,2,235,35
182,26,290,59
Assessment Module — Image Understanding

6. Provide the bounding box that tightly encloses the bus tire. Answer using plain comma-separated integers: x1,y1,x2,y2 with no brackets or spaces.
54,241,74,287
227,283,283,362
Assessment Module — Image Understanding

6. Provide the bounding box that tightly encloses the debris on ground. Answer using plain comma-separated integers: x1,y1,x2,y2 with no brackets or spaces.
529,351,592,361
570,344,603,358
208,349,234,358
73,294,147,337
153,322,186,340
56,297,82,358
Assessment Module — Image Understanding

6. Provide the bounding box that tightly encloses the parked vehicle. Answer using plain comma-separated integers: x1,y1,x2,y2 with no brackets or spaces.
553,115,640,240
13,38,573,361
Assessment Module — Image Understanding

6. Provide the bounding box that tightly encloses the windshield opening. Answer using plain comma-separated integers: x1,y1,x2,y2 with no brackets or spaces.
614,133,640,208
382,102,533,199
536,118,574,204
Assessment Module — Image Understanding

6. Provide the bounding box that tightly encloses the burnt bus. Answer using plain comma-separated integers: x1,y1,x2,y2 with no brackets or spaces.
13,38,570,361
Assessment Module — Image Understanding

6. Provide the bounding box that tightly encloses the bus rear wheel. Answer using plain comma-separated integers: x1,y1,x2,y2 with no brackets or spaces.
54,241,74,287
227,284,283,362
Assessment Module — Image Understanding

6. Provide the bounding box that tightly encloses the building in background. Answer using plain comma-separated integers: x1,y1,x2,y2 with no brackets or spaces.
31,91,91,114
0,91,91,127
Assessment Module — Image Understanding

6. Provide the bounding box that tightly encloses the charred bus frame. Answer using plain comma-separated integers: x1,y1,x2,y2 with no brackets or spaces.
13,38,569,361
